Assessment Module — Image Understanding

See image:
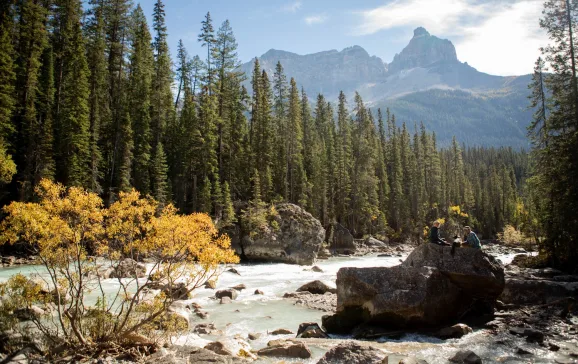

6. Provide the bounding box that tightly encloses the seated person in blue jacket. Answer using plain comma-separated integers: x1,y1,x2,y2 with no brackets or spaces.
462,226,481,249
430,221,450,246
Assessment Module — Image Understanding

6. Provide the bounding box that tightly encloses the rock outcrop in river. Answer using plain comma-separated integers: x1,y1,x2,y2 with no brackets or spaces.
322,244,505,334
236,203,325,265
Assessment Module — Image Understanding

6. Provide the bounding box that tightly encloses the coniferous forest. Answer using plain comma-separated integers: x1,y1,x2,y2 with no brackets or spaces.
0,0,552,253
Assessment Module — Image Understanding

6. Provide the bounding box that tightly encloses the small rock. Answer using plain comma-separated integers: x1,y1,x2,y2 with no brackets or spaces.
162,282,191,300
296,322,329,339
312,266,324,273
257,341,311,359
271,328,294,335
549,343,560,351
317,342,385,364
204,280,217,289
227,268,241,275
296,280,336,295
230,284,246,291
216,289,238,300
516,347,532,355
383,355,428,364
110,258,146,279
449,350,482,364
220,297,232,304
204,341,233,356
254,289,264,295
248,332,262,340
196,311,208,319
435,324,473,339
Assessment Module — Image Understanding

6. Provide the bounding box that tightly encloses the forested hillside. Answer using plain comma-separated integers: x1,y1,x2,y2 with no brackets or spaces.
0,0,531,241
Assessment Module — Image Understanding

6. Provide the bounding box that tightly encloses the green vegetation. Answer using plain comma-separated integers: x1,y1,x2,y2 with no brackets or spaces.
0,0,530,243
526,0,578,270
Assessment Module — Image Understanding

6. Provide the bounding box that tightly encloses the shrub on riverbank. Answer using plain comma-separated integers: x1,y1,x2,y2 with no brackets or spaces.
0,179,239,360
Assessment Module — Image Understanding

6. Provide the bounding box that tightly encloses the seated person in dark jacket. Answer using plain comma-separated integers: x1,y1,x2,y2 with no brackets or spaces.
430,221,450,246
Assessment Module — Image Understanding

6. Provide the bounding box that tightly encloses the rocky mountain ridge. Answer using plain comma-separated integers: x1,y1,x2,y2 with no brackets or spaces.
239,27,533,148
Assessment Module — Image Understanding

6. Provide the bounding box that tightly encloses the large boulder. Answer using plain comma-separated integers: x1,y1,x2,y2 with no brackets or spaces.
239,203,325,265
322,266,465,333
329,223,356,254
403,243,505,298
322,244,505,334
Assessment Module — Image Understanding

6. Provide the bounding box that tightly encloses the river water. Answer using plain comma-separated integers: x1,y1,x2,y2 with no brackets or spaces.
1,252,561,363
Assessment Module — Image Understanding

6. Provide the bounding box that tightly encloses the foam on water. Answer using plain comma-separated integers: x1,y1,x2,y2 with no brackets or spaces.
0,251,536,363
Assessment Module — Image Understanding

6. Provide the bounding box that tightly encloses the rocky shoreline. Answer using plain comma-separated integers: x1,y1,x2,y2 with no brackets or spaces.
2,238,577,363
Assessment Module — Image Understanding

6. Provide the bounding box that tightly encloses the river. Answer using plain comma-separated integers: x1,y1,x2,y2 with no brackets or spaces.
1,252,561,363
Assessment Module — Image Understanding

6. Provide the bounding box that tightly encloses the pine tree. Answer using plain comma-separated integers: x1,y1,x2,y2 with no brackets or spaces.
528,57,549,147
54,0,91,188
151,0,173,186
334,91,352,225
376,109,389,220
0,4,15,145
287,78,307,205
199,175,212,213
198,12,215,89
221,181,236,226
272,62,288,198
13,0,51,199
152,142,169,205
117,112,133,193
213,20,242,180
128,5,153,194
85,0,109,193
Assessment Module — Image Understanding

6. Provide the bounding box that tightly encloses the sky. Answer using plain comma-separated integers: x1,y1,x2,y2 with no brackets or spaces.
137,0,548,76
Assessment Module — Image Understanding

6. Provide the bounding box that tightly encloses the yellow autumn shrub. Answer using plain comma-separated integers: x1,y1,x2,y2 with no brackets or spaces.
0,179,239,357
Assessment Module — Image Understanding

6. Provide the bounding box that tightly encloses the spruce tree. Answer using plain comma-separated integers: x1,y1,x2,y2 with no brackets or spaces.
85,0,109,193
152,143,169,206
272,61,288,198
287,78,307,205
198,12,215,89
335,91,353,225
128,5,154,194
221,181,236,226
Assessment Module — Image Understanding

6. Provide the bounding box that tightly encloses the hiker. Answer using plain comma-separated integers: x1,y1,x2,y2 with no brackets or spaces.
430,221,450,246
462,226,481,249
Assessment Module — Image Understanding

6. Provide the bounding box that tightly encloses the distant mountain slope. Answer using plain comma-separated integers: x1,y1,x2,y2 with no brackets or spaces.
240,27,534,148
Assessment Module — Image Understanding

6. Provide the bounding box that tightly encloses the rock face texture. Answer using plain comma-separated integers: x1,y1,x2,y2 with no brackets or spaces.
403,243,505,298
322,244,505,334
388,27,458,73
239,203,325,265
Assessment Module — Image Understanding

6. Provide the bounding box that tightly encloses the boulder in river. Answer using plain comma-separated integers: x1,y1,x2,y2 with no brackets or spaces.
449,350,482,364
110,258,146,279
216,289,239,300
297,280,337,294
500,278,578,305
403,243,505,298
322,244,505,334
329,223,356,254
270,328,294,335
257,341,312,359
239,203,325,265
435,323,473,339
316,341,385,364
296,322,329,338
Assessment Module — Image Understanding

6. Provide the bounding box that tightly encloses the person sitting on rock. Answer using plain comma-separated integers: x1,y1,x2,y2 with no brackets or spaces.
430,221,450,246
462,226,481,249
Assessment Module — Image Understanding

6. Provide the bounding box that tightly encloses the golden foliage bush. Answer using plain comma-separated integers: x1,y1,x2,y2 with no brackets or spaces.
0,179,239,357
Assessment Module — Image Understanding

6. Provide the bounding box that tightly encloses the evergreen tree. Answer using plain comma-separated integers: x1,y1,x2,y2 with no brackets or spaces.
199,175,212,213
287,78,306,205
128,5,153,194
85,0,108,193
272,62,288,198
198,12,215,89
221,181,236,226
334,91,352,225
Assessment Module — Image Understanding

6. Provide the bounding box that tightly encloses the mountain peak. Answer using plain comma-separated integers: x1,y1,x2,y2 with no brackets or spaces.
413,27,430,38
388,27,458,73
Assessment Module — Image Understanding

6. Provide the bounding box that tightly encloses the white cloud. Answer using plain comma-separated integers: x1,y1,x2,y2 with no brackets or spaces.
352,0,547,75
305,14,328,25
282,1,302,13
